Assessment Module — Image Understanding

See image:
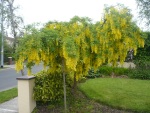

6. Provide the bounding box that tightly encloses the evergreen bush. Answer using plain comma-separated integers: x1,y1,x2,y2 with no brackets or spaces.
33,70,73,103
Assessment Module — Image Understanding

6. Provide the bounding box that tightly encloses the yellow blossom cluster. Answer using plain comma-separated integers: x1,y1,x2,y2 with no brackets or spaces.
96,6,145,66
15,12,145,82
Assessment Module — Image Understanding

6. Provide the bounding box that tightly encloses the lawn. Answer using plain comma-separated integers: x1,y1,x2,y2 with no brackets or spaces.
0,88,18,103
0,67,7,70
78,78,150,113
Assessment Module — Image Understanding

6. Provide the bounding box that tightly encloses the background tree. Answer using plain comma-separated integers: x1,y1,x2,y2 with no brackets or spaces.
0,0,23,67
5,0,24,50
134,32,150,68
135,0,150,68
136,0,150,27
0,34,13,63
0,0,24,50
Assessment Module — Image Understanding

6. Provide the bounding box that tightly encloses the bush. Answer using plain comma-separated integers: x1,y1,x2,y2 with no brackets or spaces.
98,66,129,76
86,68,102,78
33,70,73,103
0,53,13,63
134,60,150,70
113,67,129,75
87,66,150,80
86,66,129,78
128,69,150,80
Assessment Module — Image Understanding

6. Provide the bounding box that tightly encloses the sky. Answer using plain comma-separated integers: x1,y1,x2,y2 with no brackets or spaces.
14,0,140,26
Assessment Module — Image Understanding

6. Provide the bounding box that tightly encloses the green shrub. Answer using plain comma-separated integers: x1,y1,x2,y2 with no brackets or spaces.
86,68,102,78
86,66,129,78
128,69,150,80
113,67,129,75
33,70,73,103
98,66,129,76
98,66,113,76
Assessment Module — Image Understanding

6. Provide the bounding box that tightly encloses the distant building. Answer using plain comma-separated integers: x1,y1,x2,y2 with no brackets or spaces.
5,37,14,47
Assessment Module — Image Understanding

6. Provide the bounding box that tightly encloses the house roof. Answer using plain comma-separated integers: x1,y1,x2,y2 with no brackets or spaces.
5,37,14,42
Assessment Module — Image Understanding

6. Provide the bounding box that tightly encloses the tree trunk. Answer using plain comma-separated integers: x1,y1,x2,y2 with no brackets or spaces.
8,0,17,51
62,59,67,113
72,73,77,94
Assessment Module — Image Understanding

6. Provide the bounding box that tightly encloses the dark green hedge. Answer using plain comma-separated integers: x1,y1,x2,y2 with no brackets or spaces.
87,66,150,80
128,69,150,80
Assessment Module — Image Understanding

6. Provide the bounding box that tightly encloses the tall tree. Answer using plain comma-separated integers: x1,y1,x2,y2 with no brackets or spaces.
15,5,145,112
136,0,150,27
0,0,24,50
6,0,24,50
0,0,23,67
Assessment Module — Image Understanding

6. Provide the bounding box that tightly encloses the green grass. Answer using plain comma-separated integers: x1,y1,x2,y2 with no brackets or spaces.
78,78,150,113
0,88,18,103
0,67,7,70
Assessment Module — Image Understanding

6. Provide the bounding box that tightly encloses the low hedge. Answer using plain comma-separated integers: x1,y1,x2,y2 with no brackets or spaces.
128,69,150,80
33,70,73,103
86,66,129,78
99,66,129,76
87,65,150,80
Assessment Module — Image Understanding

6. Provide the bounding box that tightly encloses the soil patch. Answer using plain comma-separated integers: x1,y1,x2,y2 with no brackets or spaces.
34,90,133,113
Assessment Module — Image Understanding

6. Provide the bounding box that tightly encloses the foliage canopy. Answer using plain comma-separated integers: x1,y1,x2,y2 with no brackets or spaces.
15,5,145,82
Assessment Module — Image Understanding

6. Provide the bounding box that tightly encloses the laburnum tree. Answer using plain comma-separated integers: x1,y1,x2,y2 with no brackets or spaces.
96,5,145,66
15,5,145,112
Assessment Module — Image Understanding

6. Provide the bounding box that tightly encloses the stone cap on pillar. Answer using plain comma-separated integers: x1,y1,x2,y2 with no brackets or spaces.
16,76,35,80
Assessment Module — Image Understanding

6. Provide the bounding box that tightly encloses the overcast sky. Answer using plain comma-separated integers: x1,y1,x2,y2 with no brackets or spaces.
14,0,139,25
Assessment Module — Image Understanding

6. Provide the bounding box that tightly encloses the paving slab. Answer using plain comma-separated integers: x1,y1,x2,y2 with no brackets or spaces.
0,97,18,113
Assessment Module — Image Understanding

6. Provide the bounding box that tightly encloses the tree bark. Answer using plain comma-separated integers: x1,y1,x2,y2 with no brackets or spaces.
7,0,17,51
62,59,67,113
72,73,77,94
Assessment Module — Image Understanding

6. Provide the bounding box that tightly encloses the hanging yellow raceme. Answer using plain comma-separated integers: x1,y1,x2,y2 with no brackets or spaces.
96,5,145,66
15,12,145,83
